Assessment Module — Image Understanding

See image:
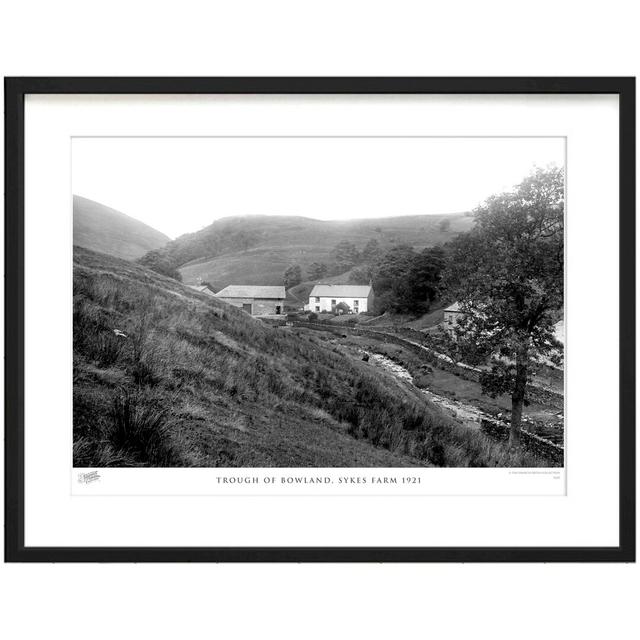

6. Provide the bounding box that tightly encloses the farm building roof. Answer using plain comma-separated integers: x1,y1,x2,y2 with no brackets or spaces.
215,285,286,299
309,284,372,298
443,301,464,313
188,284,216,297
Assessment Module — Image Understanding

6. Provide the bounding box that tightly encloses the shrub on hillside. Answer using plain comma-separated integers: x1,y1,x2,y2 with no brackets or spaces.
73,298,125,367
109,389,180,466
137,250,183,281
84,329,126,367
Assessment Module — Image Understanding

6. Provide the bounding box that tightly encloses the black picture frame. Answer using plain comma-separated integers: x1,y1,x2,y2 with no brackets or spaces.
4,77,636,563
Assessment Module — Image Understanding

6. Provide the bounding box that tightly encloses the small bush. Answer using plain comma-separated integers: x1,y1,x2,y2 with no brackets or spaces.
129,358,159,386
109,389,180,466
425,442,446,467
93,332,126,366
76,330,126,367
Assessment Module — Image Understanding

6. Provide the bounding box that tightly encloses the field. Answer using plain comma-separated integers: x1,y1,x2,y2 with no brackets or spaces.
73,246,550,468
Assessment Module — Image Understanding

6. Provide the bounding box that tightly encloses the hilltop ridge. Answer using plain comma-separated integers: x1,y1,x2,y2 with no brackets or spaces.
73,195,170,261
139,212,474,289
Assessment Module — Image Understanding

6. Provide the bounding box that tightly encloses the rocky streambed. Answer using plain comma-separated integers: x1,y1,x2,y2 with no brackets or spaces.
365,352,564,449
367,352,490,429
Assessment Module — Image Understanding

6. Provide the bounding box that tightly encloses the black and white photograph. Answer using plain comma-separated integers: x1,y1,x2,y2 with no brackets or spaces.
72,136,565,469
4,75,634,569
2,1,637,634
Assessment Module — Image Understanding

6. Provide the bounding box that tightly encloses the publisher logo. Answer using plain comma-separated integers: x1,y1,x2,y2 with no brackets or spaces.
78,470,101,484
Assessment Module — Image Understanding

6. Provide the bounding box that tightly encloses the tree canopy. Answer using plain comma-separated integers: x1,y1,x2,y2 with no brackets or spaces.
306,262,328,281
137,250,183,281
283,264,302,289
373,245,444,314
332,241,360,272
441,166,564,443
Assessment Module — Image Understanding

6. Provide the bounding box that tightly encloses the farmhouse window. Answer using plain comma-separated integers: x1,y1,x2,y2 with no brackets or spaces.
331,299,336,305
354,300,359,307
315,297,320,302
315,306,320,312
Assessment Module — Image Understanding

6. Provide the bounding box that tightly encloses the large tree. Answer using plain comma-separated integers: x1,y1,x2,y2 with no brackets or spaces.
372,244,416,312
373,245,444,314
407,247,445,311
361,238,383,264
283,264,302,289
332,240,360,273
137,250,183,282
442,166,564,445
306,262,328,281
349,265,373,285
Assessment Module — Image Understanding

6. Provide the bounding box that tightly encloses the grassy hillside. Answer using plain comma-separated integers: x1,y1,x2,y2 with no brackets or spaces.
142,213,474,289
73,246,538,468
73,195,170,261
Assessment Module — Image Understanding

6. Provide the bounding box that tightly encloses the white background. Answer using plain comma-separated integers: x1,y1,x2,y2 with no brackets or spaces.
1,1,638,639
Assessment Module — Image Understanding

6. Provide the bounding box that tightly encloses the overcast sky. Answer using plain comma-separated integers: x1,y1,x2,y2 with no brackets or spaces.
72,137,564,239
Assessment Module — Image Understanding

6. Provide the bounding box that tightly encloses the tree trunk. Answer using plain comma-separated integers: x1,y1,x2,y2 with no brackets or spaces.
509,352,528,447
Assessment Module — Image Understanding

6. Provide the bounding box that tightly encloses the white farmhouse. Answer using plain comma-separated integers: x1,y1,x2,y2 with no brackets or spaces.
305,284,374,314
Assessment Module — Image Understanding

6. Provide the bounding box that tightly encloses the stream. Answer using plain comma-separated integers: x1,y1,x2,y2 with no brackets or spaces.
367,352,491,429
365,351,564,446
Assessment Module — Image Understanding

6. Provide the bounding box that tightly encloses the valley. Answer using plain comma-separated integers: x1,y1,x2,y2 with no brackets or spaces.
72,246,552,468
72,169,564,470
284,321,564,449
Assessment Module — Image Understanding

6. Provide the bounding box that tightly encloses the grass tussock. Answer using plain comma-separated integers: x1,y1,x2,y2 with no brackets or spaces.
73,247,552,468
109,389,179,466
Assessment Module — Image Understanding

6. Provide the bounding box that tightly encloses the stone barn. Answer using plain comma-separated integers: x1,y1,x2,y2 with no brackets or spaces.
187,284,216,297
214,285,286,316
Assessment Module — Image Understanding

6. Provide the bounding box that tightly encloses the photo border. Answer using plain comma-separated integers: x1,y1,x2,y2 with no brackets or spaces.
4,77,635,562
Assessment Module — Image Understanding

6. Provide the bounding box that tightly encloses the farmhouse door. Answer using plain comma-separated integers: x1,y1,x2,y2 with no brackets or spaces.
242,303,252,314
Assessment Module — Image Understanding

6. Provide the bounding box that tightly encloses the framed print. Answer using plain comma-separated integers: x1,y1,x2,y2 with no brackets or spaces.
4,77,635,562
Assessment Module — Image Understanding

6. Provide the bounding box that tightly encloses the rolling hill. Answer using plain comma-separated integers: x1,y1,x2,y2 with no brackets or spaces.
73,246,532,468
73,195,170,261
139,213,474,289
